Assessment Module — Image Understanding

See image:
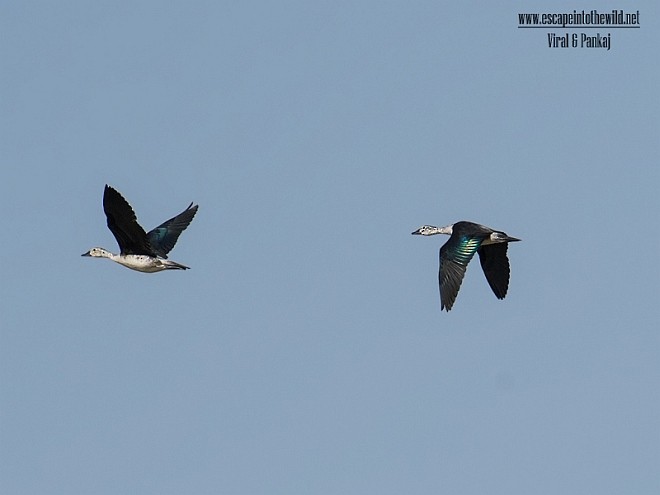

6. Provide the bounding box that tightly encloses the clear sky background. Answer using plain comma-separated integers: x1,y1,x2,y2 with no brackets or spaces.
2,2,658,494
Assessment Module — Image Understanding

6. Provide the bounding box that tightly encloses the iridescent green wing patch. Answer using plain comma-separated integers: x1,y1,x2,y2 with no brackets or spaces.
438,235,483,311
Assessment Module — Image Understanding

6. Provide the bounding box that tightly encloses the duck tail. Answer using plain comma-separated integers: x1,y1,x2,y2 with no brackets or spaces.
162,259,190,270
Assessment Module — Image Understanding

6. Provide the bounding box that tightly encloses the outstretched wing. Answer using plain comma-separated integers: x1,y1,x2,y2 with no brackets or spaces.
147,203,198,258
478,243,511,300
439,235,483,311
103,185,154,256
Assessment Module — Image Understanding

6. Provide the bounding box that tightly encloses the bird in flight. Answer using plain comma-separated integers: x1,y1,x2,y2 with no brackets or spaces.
82,185,198,273
412,221,520,311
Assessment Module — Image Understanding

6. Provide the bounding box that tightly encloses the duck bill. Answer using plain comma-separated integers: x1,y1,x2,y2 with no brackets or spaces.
81,251,91,256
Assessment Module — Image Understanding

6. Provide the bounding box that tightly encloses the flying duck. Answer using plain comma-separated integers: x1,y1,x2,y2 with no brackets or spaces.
82,185,198,273
412,221,520,311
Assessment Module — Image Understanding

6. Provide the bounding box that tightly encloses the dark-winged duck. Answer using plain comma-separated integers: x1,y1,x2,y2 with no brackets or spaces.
82,185,198,273
412,221,520,311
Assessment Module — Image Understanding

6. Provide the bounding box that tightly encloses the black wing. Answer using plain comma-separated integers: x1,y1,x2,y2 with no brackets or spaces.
147,203,198,258
478,243,511,300
439,235,483,311
103,185,155,256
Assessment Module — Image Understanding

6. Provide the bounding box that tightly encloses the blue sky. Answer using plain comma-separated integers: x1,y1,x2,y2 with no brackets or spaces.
2,1,658,494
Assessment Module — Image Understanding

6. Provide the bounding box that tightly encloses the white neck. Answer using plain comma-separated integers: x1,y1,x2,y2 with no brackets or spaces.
437,224,453,235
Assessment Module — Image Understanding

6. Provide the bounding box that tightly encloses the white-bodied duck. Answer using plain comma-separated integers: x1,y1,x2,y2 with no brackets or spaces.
83,185,198,273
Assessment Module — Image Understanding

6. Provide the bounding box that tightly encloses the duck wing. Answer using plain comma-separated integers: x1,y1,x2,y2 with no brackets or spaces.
478,243,511,300
147,203,198,258
439,234,483,311
103,185,155,256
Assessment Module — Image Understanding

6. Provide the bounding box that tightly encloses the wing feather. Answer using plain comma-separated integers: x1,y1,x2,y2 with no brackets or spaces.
478,243,511,300
103,185,154,255
439,235,482,311
147,203,198,258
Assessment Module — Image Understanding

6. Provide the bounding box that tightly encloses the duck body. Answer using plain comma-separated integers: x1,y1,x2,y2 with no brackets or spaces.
82,248,190,272
82,185,198,273
412,221,520,311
